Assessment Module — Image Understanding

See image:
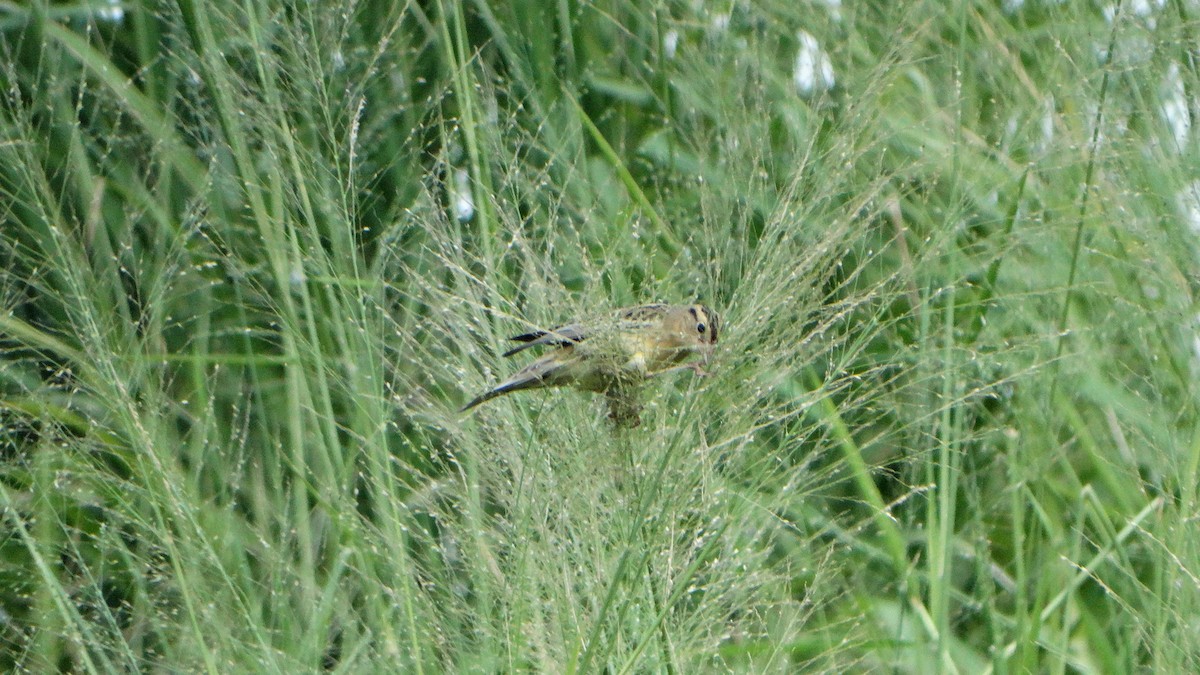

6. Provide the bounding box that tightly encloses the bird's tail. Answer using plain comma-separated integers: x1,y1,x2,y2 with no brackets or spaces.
460,387,505,412
461,355,571,412
460,378,542,412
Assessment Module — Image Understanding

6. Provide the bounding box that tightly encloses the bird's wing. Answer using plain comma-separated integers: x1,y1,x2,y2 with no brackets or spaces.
502,324,588,357
501,304,669,358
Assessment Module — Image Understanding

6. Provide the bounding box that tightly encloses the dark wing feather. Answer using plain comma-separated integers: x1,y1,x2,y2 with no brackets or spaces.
502,324,587,357
501,304,668,358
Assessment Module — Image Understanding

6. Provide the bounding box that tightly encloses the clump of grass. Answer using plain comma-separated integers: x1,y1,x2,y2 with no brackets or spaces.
1,0,1198,672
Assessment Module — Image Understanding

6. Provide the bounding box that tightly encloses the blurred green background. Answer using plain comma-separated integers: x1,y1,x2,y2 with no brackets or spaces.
1,0,1198,671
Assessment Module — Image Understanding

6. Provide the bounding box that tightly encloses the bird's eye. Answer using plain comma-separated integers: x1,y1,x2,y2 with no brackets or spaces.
696,323,706,334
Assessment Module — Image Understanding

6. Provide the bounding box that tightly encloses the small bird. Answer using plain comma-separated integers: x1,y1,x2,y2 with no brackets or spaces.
462,303,720,424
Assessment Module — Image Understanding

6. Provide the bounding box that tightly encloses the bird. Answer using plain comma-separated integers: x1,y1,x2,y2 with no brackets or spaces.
461,303,720,424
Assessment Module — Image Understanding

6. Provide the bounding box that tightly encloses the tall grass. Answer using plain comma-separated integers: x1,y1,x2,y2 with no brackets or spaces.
0,0,1197,671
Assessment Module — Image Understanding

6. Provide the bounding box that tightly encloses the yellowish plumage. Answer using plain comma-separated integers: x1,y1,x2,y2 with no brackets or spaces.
462,303,720,424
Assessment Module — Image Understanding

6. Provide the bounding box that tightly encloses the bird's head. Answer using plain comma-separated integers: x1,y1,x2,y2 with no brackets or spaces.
660,304,719,361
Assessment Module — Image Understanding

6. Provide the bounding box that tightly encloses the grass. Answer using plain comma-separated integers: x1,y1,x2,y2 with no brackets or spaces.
1,0,1198,671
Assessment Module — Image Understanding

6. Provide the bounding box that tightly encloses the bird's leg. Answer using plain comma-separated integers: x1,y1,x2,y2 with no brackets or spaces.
605,388,643,428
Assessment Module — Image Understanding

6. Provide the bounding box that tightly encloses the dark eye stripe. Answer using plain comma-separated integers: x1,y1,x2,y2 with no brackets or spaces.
705,308,719,342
